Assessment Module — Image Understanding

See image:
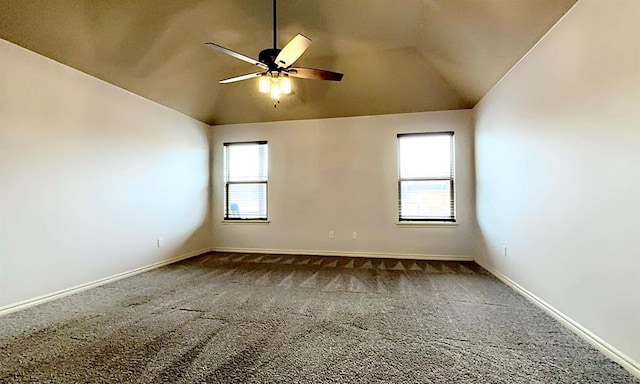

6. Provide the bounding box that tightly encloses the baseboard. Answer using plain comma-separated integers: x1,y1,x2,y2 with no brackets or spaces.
211,247,473,261
0,247,212,317
475,259,640,378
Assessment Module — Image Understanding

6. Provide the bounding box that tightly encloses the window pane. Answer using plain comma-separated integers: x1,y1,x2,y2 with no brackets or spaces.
400,180,453,220
227,183,267,219
225,143,268,182
399,134,451,178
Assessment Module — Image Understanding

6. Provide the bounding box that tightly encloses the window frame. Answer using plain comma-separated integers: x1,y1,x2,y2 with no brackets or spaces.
397,131,456,223
223,140,269,221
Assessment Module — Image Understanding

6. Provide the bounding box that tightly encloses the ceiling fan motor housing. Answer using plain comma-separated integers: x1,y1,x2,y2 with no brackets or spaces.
259,48,282,70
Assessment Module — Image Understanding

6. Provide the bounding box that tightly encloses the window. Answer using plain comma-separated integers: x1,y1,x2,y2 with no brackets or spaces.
224,141,268,220
398,132,455,222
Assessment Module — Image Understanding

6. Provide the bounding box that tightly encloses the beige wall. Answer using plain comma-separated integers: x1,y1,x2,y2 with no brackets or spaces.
3,0,637,373
212,110,478,259
474,0,639,369
0,39,212,309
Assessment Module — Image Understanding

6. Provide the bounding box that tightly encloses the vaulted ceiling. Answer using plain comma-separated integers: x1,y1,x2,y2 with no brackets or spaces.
0,0,576,125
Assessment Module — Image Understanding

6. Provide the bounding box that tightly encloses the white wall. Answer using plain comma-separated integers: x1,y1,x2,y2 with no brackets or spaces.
0,39,212,309
212,110,477,259
474,0,639,369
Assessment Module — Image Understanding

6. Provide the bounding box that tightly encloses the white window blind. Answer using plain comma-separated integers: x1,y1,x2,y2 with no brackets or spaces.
224,141,268,220
398,132,455,222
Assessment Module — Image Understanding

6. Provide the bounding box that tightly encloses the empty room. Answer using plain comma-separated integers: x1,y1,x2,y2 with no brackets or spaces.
1,0,638,382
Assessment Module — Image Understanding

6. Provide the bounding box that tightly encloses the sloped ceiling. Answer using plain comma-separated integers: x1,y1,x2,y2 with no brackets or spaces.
0,0,576,125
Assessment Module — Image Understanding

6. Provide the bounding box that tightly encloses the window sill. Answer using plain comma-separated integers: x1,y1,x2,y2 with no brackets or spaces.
396,221,458,228
222,220,270,224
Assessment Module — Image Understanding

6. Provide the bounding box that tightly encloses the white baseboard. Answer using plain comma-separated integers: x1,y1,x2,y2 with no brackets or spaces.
211,247,473,261
0,247,212,317
475,259,640,379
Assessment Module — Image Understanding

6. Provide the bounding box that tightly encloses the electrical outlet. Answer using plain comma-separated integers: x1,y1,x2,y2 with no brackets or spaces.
329,230,334,239
502,245,507,257
352,232,357,239
157,238,164,248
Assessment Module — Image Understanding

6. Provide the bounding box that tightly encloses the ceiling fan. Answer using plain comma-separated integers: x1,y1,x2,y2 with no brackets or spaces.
205,0,343,101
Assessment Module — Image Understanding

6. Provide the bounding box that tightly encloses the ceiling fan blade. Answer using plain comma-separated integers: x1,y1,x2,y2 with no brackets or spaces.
287,67,344,81
205,42,268,70
275,34,312,68
219,72,264,84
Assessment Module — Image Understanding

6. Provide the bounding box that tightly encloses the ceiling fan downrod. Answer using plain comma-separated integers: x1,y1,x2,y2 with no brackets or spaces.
273,0,277,49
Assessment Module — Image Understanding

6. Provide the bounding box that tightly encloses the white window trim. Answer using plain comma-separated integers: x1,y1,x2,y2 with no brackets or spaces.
221,220,270,224
397,131,456,223
396,221,458,228
223,140,269,221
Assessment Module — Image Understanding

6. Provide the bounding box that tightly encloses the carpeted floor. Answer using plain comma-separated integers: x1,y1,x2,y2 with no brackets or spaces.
0,252,637,383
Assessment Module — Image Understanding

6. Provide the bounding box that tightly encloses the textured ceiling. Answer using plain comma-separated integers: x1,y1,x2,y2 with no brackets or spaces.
0,0,576,125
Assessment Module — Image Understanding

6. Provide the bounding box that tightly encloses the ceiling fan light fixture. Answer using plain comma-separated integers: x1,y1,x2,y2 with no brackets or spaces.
259,75,270,93
206,0,342,103
270,81,281,100
281,75,292,94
